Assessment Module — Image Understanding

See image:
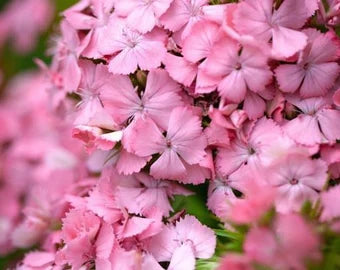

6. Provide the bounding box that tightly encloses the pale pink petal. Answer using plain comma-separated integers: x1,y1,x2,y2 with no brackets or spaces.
151,148,186,179
100,74,139,124
216,140,249,176
160,0,192,32
62,55,81,92
243,92,266,120
275,64,305,93
134,40,167,71
96,223,114,259
167,107,207,164
23,252,55,267
175,215,216,258
127,6,157,34
182,21,220,63
120,216,153,238
317,109,340,141
116,149,150,175
284,115,323,145
233,0,273,41
163,53,198,87
108,48,139,75
272,27,308,58
142,254,164,270
179,161,210,184
142,69,183,129
218,70,247,103
300,63,339,98
168,244,195,270
130,118,166,157
272,0,312,29
202,37,239,77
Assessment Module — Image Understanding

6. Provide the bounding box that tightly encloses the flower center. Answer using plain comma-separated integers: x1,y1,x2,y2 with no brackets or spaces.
289,178,299,185
166,139,172,148
235,63,242,70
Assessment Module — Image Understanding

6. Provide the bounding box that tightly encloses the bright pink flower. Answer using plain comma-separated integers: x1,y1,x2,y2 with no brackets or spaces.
267,154,328,213
275,29,339,98
284,94,340,145
130,107,207,182
99,17,167,74
115,0,174,34
203,39,272,103
234,0,317,58
148,215,216,269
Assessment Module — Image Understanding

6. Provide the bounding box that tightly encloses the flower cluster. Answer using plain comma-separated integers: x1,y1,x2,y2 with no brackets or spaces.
0,0,339,269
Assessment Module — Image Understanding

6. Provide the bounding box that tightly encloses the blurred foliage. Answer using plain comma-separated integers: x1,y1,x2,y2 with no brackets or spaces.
0,0,77,94
0,0,77,267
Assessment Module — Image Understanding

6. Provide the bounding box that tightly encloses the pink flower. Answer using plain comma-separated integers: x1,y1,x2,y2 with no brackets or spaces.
64,0,115,58
203,39,273,103
245,213,320,270
100,68,182,130
86,169,123,224
130,107,208,182
207,177,238,219
160,0,208,39
267,154,328,213
275,29,339,98
115,0,174,34
216,117,287,180
233,0,316,58
284,94,340,145
148,215,216,270
57,208,116,269
227,179,276,224
99,17,167,74
117,172,192,216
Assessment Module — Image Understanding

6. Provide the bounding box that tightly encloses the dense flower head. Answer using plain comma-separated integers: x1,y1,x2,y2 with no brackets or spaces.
0,0,340,269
